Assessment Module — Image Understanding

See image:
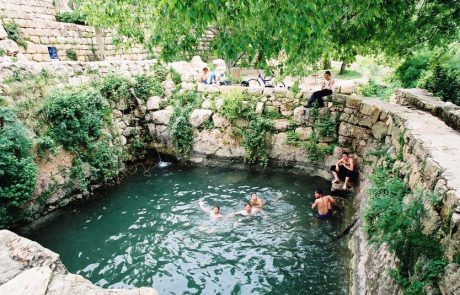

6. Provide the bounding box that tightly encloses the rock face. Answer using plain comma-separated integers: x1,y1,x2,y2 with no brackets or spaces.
189,109,213,127
0,230,158,295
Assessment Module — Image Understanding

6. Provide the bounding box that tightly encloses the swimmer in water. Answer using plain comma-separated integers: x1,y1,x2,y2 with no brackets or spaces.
229,203,264,217
311,189,335,219
199,198,223,219
249,193,263,208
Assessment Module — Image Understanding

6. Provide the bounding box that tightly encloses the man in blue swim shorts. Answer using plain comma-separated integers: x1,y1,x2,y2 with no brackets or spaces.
311,189,335,219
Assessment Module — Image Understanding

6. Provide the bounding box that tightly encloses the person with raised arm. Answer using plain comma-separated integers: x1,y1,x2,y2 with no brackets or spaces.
199,198,223,219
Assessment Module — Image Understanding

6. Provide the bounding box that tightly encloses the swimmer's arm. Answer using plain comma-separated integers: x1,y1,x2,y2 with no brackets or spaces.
199,199,209,213
311,201,318,209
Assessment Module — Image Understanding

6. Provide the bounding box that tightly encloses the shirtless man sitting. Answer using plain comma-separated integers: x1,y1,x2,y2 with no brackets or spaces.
249,193,264,208
199,198,223,219
331,151,358,189
311,189,335,219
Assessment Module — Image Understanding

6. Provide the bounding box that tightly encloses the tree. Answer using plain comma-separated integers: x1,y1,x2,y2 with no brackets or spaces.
79,0,460,74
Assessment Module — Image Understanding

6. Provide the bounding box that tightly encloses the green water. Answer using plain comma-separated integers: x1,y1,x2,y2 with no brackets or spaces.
29,165,350,295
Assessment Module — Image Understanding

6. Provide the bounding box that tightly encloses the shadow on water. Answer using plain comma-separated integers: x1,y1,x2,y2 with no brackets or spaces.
27,165,351,295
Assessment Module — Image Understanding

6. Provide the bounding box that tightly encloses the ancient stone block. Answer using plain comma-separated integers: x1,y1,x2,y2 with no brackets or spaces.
146,96,161,111
212,113,230,128
371,121,388,140
151,109,173,125
189,109,213,127
273,119,289,131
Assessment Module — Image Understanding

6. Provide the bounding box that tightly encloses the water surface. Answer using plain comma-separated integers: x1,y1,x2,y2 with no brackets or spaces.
29,165,350,295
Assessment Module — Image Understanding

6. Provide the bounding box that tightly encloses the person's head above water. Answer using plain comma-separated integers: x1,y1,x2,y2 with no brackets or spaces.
244,203,252,213
314,189,324,198
250,193,259,202
212,205,220,215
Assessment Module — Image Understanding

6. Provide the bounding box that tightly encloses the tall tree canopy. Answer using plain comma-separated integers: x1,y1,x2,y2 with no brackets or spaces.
80,0,459,73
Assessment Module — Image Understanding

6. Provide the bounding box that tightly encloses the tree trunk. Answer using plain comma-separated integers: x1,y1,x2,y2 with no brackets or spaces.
339,61,347,75
323,58,331,70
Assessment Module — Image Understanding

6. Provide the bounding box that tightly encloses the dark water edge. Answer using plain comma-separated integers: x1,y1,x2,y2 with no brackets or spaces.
24,163,353,295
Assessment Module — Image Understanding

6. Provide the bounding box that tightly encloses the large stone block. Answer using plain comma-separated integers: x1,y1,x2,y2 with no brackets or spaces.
0,39,19,56
371,121,388,140
0,25,7,40
151,108,173,125
212,113,230,128
146,96,161,111
273,119,289,131
189,109,213,127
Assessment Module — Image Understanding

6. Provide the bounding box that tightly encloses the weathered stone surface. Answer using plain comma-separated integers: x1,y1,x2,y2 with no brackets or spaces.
273,119,289,131
269,133,296,161
371,121,388,140
189,109,213,127
255,102,264,114
0,39,20,56
0,25,7,40
346,97,362,109
295,127,313,140
151,108,173,125
212,113,230,128
439,263,460,295
293,106,305,125
146,96,161,110
192,129,243,158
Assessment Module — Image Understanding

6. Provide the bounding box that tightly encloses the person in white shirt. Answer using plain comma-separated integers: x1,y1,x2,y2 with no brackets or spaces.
305,71,335,108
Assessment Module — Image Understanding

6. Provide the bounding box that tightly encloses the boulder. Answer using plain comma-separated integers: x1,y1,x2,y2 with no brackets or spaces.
255,102,264,114
146,96,161,110
212,113,230,128
0,39,19,56
293,106,305,125
269,133,296,161
0,25,7,40
295,127,313,140
189,109,213,127
151,108,173,125
371,121,388,140
273,119,289,131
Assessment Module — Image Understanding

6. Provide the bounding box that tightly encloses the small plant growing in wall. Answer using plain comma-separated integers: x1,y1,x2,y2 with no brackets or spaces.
3,21,28,49
66,49,78,61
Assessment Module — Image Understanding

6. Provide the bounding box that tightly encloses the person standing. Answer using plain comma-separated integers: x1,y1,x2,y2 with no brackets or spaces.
311,189,335,219
305,70,335,108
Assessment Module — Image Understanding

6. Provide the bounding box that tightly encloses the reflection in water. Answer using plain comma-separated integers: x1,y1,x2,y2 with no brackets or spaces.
28,166,350,295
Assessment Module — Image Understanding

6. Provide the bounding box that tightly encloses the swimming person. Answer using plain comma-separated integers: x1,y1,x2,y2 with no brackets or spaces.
311,189,335,219
229,203,264,217
331,151,358,189
249,193,264,208
199,198,223,219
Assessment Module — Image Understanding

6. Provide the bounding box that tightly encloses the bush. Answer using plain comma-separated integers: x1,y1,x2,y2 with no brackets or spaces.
41,89,108,151
66,49,78,61
220,90,246,121
132,74,164,100
56,11,86,25
396,53,431,88
3,21,27,49
420,64,460,105
0,107,38,228
242,117,274,167
99,74,132,103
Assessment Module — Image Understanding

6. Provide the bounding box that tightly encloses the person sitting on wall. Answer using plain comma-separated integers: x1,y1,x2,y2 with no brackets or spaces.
305,70,335,108
311,189,335,219
198,67,218,85
199,198,223,219
249,193,264,208
331,151,358,189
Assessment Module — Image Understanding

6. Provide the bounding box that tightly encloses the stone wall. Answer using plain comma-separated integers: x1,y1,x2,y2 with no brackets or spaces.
392,88,460,132
0,0,149,61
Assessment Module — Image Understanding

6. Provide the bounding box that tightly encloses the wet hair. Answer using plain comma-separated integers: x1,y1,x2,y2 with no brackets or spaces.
315,189,324,195
203,67,209,71
342,151,350,156
212,205,220,211
245,203,252,208
325,70,331,76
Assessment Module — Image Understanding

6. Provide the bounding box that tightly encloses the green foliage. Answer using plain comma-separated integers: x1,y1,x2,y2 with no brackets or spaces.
420,64,460,106
56,11,87,25
3,21,27,49
36,135,57,158
220,90,246,121
285,130,301,146
358,80,398,101
0,48,5,56
316,115,336,139
80,0,459,75
132,74,164,101
85,138,125,182
151,62,168,82
170,68,182,85
41,89,107,151
169,91,201,159
262,107,283,119
290,81,300,95
203,119,214,130
364,160,448,294
242,117,274,167
396,53,431,88
304,133,334,163
0,107,38,228
66,49,78,61
99,74,132,103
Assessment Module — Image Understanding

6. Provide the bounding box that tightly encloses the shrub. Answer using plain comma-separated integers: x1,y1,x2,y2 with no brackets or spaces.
56,11,86,25
0,48,5,56
151,62,168,82
99,74,132,103
169,106,194,158
220,90,246,121
66,49,78,61
0,107,38,228
242,117,274,167
132,74,164,100
170,68,182,85
3,21,27,49
420,64,460,106
41,89,108,151
396,53,431,88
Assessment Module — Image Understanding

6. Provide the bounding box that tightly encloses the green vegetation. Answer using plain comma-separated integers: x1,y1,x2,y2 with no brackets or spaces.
0,107,38,227
169,91,202,159
132,74,164,101
170,68,182,85
357,80,399,102
0,48,5,56
56,11,87,25
220,90,246,121
66,49,78,61
420,64,460,106
99,74,132,103
242,117,274,167
364,150,449,294
3,21,27,49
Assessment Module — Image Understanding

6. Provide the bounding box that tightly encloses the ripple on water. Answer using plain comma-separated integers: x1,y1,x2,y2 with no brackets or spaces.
28,166,350,295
